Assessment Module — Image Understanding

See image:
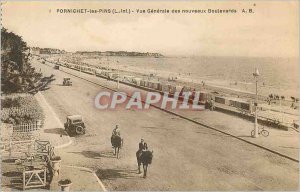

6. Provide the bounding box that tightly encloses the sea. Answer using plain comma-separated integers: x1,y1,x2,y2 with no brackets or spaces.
82,56,299,99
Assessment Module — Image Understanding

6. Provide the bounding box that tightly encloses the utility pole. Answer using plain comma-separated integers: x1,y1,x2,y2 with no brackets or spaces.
253,68,260,138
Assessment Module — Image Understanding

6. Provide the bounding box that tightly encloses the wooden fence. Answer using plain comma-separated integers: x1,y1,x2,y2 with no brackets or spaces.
13,121,42,133
1,139,54,159
1,139,35,158
23,167,47,190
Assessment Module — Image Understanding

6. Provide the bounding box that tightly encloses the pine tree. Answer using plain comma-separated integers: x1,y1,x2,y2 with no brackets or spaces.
1,28,42,93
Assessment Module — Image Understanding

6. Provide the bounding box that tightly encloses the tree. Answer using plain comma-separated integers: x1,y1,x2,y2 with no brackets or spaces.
1,28,42,93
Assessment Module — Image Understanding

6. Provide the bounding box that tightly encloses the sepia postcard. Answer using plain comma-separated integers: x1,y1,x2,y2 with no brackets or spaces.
1,1,299,191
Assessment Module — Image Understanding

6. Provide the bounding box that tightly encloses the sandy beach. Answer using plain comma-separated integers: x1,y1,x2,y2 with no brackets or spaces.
46,54,299,110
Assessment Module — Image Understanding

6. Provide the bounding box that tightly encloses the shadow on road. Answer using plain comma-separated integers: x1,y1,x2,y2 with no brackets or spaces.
142,126,183,132
69,150,116,159
237,135,253,138
95,168,137,180
279,146,299,150
99,150,118,158
44,128,68,136
195,131,230,137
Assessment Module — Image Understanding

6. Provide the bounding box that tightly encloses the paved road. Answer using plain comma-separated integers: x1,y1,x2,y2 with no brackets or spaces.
32,58,299,191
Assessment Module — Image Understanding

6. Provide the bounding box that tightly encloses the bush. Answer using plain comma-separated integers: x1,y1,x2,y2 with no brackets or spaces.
1,95,45,125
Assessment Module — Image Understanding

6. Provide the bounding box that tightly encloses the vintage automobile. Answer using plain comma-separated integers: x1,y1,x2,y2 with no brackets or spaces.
64,115,86,135
63,78,72,86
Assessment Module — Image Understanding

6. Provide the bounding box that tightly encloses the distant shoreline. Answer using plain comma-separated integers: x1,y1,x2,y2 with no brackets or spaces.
31,47,299,60
75,51,164,58
31,47,164,57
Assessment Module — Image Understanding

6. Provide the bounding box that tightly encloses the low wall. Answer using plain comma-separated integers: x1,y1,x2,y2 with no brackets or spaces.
215,105,289,131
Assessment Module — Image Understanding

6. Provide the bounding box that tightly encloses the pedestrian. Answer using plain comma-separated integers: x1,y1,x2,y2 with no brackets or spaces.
291,102,295,109
205,100,210,109
210,98,215,111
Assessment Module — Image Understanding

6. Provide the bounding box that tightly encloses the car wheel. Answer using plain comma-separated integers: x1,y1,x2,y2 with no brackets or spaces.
75,126,84,134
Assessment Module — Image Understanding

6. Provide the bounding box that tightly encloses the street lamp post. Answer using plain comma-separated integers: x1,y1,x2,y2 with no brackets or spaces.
117,61,120,89
253,68,260,138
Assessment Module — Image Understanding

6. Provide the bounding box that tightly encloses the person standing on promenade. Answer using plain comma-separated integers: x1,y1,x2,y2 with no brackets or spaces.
209,98,215,111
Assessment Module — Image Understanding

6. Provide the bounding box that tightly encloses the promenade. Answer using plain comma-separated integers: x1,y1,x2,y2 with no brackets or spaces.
25,57,298,190
46,59,299,161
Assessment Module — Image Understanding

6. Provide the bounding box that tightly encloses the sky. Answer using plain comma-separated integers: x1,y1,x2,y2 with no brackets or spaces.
1,1,299,57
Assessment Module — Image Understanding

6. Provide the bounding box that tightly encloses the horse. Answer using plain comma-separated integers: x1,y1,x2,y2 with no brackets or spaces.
111,135,123,159
136,150,153,178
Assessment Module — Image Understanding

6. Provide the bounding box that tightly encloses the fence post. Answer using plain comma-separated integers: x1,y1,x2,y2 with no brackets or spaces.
12,121,42,133
9,137,12,159
23,170,25,190
44,167,46,185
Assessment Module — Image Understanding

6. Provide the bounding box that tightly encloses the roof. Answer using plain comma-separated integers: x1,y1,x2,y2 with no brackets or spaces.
226,97,249,103
67,115,83,121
